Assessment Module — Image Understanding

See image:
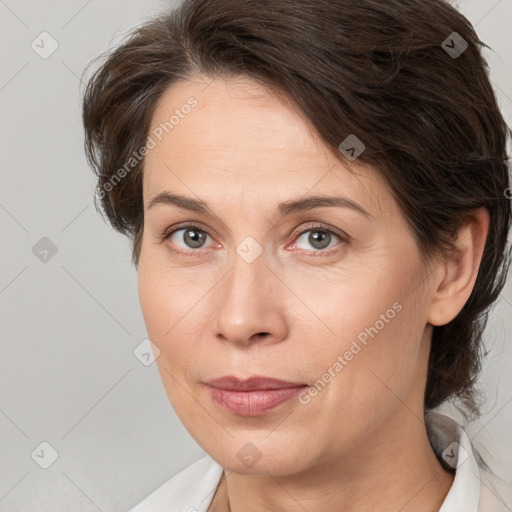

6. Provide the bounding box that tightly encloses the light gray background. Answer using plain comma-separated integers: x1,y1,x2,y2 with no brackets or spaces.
1,0,511,510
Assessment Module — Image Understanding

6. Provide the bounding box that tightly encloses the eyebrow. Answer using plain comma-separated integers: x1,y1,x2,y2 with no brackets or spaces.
146,192,372,218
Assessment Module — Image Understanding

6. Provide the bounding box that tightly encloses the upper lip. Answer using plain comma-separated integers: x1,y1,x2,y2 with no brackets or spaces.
204,376,307,391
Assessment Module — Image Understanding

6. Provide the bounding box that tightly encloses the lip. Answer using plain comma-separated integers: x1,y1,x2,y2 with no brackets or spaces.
204,376,308,416
205,375,306,391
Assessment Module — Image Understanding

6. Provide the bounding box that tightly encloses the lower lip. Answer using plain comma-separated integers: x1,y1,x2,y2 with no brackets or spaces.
205,385,306,416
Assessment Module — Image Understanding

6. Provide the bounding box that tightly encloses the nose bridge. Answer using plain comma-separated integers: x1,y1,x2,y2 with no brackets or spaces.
222,246,270,320
213,242,286,346
224,231,270,304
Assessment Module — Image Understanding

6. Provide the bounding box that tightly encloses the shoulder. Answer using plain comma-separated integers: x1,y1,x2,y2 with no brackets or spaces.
478,468,512,512
128,454,224,512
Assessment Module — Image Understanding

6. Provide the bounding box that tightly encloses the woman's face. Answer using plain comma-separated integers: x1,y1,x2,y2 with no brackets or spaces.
138,75,437,475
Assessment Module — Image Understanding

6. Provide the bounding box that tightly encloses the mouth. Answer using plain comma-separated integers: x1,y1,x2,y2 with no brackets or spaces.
203,375,308,416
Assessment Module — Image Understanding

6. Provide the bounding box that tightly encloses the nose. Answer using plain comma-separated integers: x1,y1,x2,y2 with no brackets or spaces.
212,249,288,348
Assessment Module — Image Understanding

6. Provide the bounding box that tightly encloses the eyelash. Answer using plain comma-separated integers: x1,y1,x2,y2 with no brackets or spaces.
160,222,348,258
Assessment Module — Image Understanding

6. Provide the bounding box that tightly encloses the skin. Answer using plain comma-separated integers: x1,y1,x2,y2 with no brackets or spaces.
137,75,489,512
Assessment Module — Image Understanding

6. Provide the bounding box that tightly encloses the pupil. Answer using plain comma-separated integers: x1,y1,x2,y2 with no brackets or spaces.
310,230,330,249
185,229,205,248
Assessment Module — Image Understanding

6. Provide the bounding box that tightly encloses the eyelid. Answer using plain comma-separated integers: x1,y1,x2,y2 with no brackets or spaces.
289,222,350,243
161,221,215,242
286,222,349,256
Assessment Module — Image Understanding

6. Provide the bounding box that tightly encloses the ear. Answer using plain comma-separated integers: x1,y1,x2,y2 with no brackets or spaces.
427,208,490,327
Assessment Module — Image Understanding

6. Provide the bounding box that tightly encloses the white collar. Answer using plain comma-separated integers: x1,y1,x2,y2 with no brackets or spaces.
425,411,481,511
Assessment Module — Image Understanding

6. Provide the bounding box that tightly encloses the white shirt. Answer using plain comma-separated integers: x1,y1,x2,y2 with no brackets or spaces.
128,411,510,512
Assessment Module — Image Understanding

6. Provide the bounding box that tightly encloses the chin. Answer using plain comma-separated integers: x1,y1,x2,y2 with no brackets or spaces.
203,435,313,477
222,455,303,476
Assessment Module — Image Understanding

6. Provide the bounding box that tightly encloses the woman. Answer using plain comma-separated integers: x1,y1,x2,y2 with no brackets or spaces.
81,0,512,510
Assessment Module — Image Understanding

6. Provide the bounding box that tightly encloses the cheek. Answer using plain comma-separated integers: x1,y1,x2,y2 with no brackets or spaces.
137,245,207,337
294,251,427,404
137,261,170,340
137,246,220,381
294,291,427,455
137,256,203,406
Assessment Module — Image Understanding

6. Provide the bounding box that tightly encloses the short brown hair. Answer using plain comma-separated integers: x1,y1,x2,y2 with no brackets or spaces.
82,0,511,419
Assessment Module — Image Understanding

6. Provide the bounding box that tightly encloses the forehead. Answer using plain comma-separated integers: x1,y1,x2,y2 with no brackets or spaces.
142,76,388,217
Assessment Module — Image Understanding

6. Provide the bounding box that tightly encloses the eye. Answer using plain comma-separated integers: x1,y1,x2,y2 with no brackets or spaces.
292,224,345,255
163,224,215,252
161,222,347,257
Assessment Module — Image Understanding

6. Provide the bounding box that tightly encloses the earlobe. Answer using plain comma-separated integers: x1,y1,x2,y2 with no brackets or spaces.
427,208,490,327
